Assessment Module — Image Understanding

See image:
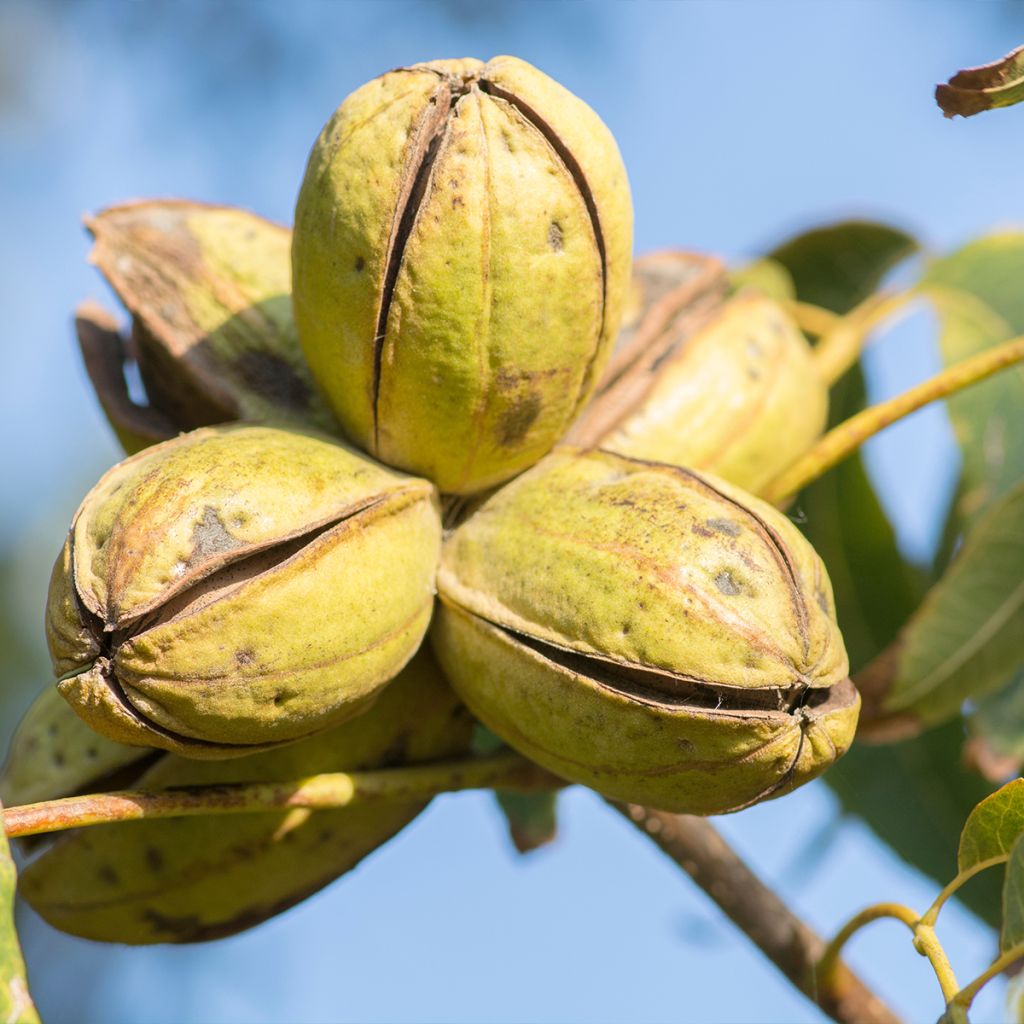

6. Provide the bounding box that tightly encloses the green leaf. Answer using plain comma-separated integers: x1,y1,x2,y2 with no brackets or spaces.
921,263,1024,523
829,719,1002,929
959,777,1024,872
1002,832,1024,953
493,792,559,854
882,482,1024,725
768,220,917,315
797,371,926,674
936,44,1024,119
971,669,1024,765
473,724,559,854
0,804,39,1024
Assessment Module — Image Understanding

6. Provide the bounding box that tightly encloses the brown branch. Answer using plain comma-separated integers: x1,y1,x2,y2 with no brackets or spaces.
609,801,901,1024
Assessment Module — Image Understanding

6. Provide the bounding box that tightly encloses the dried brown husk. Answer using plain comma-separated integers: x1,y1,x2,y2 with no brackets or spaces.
78,199,337,453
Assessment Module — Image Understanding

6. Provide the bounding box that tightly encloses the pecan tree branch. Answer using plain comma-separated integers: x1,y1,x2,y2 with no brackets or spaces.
609,801,901,1024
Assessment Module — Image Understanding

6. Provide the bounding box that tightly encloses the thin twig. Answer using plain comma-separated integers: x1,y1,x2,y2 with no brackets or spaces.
788,300,842,339
608,801,901,1024
811,290,917,386
761,333,1024,504
950,943,1024,1010
921,856,1007,927
913,925,961,1004
818,902,920,978
1,753,561,839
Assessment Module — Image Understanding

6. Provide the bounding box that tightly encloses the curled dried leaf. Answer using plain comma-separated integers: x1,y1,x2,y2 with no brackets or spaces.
936,44,1024,118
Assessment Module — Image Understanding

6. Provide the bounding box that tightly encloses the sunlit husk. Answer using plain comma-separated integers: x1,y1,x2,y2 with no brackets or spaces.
292,56,633,494
433,448,857,815
47,424,441,757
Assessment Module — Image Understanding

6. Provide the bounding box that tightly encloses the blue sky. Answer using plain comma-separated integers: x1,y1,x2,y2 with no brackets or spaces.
2,2,1023,1021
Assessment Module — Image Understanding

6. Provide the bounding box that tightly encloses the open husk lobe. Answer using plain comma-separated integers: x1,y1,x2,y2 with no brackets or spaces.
16,650,473,944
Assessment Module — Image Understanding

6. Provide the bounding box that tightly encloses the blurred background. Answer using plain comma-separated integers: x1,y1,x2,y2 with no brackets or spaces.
1,2,1023,1021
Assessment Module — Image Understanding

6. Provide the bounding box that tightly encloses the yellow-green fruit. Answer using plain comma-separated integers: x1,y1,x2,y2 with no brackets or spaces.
432,448,858,815
17,649,473,944
568,275,828,495
292,56,634,495
78,200,337,455
47,424,441,758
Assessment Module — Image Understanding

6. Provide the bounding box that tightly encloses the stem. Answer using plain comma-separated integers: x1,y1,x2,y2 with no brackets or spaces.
950,943,1024,1010
608,801,901,1024
789,300,842,338
761,333,1024,504
812,290,918,386
1,753,560,839
914,925,961,1004
818,903,920,979
920,857,1007,927
819,905,961,1007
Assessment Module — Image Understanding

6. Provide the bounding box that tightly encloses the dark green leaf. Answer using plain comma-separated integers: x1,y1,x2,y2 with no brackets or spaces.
797,370,925,675
1002,832,1024,952
959,777,1024,873
936,44,1024,119
882,482,1024,725
769,219,924,674
768,223,1001,926
971,670,1024,766
473,724,560,854
768,220,917,315
493,792,559,854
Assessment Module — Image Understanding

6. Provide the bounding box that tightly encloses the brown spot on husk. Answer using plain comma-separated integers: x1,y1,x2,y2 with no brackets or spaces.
496,393,541,446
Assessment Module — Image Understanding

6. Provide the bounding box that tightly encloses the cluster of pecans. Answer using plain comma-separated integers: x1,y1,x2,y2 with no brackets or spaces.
3,57,857,944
